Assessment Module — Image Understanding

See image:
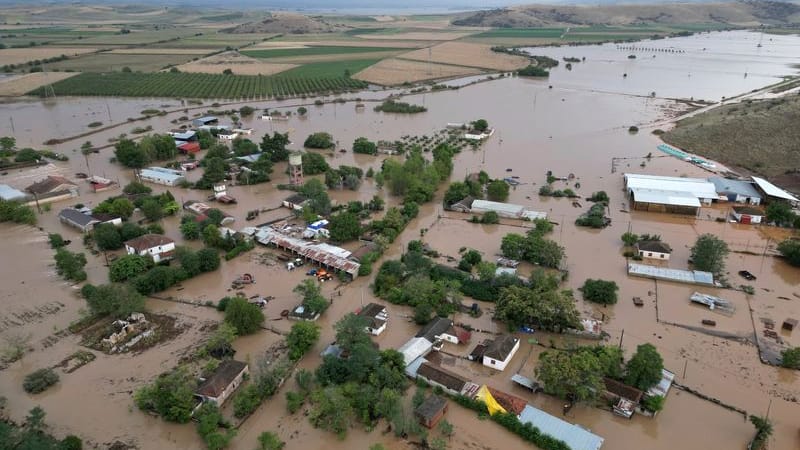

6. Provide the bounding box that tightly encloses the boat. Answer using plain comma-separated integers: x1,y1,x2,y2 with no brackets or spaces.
504,177,520,186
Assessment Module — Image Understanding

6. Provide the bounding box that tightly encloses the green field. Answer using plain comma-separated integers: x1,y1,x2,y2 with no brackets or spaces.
474,28,567,39
60,28,201,46
279,58,381,78
48,53,198,72
160,32,279,49
28,71,369,98
0,27,117,46
242,45,407,59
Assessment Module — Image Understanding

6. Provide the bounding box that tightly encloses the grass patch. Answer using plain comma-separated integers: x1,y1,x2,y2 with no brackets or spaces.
48,53,196,72
475,28,566,38
242,45,407,59
279,58,381,78
29,70,368,98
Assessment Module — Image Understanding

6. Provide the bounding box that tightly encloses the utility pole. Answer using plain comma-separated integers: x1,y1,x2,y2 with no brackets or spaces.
618,329,624,349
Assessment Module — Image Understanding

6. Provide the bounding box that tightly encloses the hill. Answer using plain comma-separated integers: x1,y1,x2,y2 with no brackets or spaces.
662,93,800,191
222,12,342,34
452,1,800,27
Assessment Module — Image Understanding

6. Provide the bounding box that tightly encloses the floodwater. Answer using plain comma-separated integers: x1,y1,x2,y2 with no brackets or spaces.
1,30,799,450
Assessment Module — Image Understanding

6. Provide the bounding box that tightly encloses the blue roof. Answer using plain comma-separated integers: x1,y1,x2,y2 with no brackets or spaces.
193,116,218,124
709,177,761,199
0,184,28,201
519,405,604,450
172,131,196,141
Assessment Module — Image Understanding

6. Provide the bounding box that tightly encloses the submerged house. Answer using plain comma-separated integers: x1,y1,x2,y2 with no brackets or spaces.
0,184,28,202
139,167,186,187
124,234,176,263
192,116,218,128
624,173,717,215
416,362,468,396
415,395,448,429
518,405,604,450
481,335,520,371
709,177,762,205
25,175,78,203
731,206,764,224
58,208,100,232
635,240,672,260
357,303,388,336
195,360,249,407
751,176,799,206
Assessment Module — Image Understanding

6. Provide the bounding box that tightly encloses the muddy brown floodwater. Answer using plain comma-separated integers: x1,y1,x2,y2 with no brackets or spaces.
1,30,799,450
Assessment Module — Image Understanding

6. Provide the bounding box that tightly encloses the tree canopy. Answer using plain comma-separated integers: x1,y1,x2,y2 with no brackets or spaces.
690,233,729,275
83,283,146,318
487,179,509,202
328,212,361,242
580,279,619,305
624,343,664,391
287,321,321,361
304,132,334,149
224,297,265,335
352,137,377,155
777,239,800,267
494,274,581,332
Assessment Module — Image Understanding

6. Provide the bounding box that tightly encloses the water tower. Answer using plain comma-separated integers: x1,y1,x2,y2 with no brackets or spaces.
289,152,303,186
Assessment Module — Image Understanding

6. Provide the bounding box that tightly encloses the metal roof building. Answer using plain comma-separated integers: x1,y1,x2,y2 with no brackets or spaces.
751,176,799,203
709,177,762,204
254,227,360,278
192,116,218,127
139,167,186,186
518,405,604,450
624,174,718,201
628,188,701,208
398,337,433,366
0,184,29,201
469,199,547,221
627,263,715,286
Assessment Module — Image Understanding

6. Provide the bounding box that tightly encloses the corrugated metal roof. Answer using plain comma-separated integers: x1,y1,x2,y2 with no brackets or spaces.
630,188,701,208
519,405,604,450
709,177,762,199
751,176,799,202
398,337,433,366
624,173,717,199
0,184,28,201
140,168,185,183
628,263,714,285
471,200,525,216
255,227,360,276
405,356,428,378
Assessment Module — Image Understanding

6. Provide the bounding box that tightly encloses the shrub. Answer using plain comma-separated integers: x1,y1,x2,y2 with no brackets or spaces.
23,368,59,393
233,384,263,418
580,279,619,305
224,297,265,335
642,395,665,412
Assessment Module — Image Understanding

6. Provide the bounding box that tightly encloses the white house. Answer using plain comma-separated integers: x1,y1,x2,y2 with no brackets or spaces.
139,167,186,187
635,241,672,260
358,303,388,336
218,132,239,141
416,317,471,345
233,128,253,136
195,360,249,407
482,335,520,371
398,337,433,366
124,234,176,263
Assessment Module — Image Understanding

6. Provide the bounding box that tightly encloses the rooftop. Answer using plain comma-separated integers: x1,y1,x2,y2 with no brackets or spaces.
58,208,98,227
0,184,28,201
629,187,701,208
732,205,764,215
196,360,248,398
416,317,453,343
603,377,643,403
751,176,799,202
709,177,761,198
519,405,604,450
628,263,714,286
25,175,76,195
255,227,360,277
125,234,175,252
417,362,467,392
635,240,672,253
140,167,185,183
624,173,717,199
487,386,527,416
483,334,518,361
415,395,447,421
398,337,433,366
357,303,387,329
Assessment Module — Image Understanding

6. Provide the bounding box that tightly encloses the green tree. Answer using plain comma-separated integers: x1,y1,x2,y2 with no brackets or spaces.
14,148,40,163
232,137,259,156
487,180,509,202
580,279,619,305
123,181,152,195
114,139,147,169
140,198,163,222
239,105,255,116
197,130,214,149
294,279,329,315
625,343,664,391
0,136,15,151
202,322,237,359
180,218,201,240
780,347,800,369
443,182,470,206
765,201,795,226
48,233,66,249
302,152,329,175
690,234,729,275
197,248,220,272
224,297,264,335
286,321,321,361
109,254,152,282
54,248,87,282
195,402,235,450
300,178,331,216
352,137,377,155
257,431,285,450
438,419,454,439
494,282,581,332
749,415,773,450
0,200,37,225
93,223,123,251
297,106,308,116
134,366,197,423
22,368,59,394
260,132,290,162
309,386,353,439
203,224,222,248
83,283,145,318
304,132,334,149
199,157,227,188
777,239,800,267
536,350,603,402
328,212,361,242
621,232,639,247
471,119,489,132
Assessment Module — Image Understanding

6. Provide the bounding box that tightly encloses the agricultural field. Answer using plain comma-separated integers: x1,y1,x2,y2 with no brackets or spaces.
154,32,279,49
354,30,477,40
0,47,99,66
248,39,425,49
0,26,117,46
241,45,409,59
47,52,198,73
278,58,382,78
353,58,483,85
399,41,529,71
473,28,567,39
59,27,203,46
0,72,78,96
107,48,213,55
176,51,296,75
28,70,368,98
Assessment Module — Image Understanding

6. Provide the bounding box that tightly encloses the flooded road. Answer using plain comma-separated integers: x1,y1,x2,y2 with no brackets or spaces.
1,30,799,450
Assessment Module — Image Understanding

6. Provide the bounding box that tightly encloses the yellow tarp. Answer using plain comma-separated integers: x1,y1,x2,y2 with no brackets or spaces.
475,385,507,416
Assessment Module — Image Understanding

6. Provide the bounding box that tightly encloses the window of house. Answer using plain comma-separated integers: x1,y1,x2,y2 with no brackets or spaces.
648,252,652,257
660,254,665,259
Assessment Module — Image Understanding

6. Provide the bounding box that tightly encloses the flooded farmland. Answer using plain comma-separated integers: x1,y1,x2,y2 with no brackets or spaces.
1,30,799,450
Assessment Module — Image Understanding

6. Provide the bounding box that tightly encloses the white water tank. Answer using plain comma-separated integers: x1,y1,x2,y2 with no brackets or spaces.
289,153,302,166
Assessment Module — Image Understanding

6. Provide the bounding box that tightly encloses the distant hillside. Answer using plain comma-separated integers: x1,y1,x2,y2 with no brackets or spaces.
663,93,800,191
222,12,343,34
452,1,800,27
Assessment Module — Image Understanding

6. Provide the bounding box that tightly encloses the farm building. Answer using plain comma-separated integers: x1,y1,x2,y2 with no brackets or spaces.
183,201,235,225
415,395,448,429
282,194,308,211
170,130,197,142
416,317,471,345
518,405,604,450
709,177,762,205
177,142,201,154
195,360,248,407
635,241,672,260
58,208,100,233
398,337,433,366
627,263,715,286
0,184,29,202
731,206,764,224
192,116,218,127
416,362,468,396
25,175,78,204
139,167,186,187
481,334,520,371
468,199,547,221
357,303,388,336
624,173,717,215
254,227,360,279
124,234,176,263
751,176,799,206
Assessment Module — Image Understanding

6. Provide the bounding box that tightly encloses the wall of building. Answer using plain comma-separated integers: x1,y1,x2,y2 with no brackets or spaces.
638,250,670,260
632,201,698,216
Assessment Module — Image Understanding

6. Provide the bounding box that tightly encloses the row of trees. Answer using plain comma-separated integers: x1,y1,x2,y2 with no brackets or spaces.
378,145,456,205
500,219,564,268
114,135,178,169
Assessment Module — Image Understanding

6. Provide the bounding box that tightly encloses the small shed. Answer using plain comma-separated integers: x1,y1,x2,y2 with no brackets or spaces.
635,241,672,260
731,205,764,224
415,395,448,429
58,208,99,232
192,116,218,127
783,318,797,332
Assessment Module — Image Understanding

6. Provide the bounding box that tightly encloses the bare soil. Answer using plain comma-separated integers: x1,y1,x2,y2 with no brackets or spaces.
355,31,477,41
0,47,99,66
353,58,484,85
399,42,530,71
107,48,213,55
175,51,296,76
223,12,342,34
